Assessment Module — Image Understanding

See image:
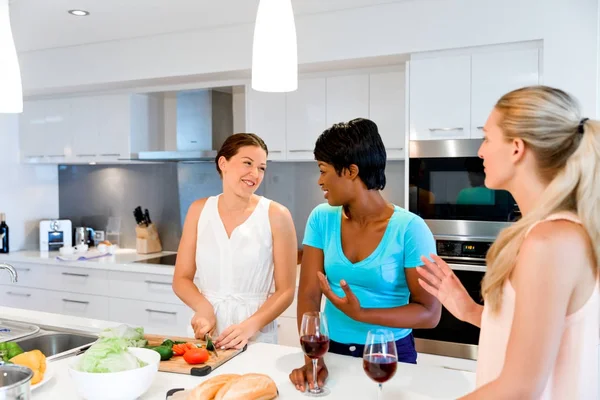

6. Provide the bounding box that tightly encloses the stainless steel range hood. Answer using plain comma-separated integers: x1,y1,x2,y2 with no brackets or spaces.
131,87,235,162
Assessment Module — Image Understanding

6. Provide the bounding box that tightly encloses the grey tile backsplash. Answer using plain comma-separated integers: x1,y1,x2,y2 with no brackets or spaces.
59,160,405,251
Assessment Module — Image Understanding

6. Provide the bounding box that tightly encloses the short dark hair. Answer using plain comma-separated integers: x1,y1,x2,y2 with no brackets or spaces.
314,118,387,190
215,133,268,176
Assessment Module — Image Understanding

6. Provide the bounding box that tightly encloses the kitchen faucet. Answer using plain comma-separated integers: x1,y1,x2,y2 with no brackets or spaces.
0,263,17,283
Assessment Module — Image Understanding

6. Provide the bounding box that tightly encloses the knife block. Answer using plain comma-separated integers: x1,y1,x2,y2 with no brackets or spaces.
135,224,162,254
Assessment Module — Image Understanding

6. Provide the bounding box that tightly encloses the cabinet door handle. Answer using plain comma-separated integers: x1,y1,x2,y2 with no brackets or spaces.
100,153,121,157
62,298,90,305
47,155,65,158
269,150,283,153
288,149,313,153
476,126,484,130
387,147,404,151
15,268,30,272
145,308,177,315
144,280,171,286
76,154,96,157
7,291,31,297
428,127,464,132
62,272,89,278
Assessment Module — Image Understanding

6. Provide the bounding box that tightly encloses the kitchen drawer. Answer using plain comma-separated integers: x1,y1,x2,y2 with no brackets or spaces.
47,291,109,320
107,271,183,305
45,266,109,296
109,298,190,336
277,316,299,348
9,263,48,289
0,285,52,313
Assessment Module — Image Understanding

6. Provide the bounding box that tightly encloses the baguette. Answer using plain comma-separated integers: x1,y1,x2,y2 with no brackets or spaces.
217,373,278,400
186,374,241,400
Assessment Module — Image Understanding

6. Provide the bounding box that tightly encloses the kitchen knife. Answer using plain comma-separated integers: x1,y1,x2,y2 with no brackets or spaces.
144,209,152,225
205,333,218,358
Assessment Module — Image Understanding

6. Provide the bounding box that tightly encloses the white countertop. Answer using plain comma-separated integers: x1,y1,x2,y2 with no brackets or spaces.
0,306,476,400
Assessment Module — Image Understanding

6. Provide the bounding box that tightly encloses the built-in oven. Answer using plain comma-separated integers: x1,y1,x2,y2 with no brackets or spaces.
407,139,520,360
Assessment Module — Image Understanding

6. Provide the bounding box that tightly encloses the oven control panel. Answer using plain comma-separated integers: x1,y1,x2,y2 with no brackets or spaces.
436,239,492,260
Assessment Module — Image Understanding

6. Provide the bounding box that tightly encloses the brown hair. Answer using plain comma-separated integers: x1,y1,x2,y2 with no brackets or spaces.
481,86,600,313
215,133,268,176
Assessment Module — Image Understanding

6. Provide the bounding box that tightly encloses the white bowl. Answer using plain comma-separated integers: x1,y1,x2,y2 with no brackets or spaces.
68,347,160,400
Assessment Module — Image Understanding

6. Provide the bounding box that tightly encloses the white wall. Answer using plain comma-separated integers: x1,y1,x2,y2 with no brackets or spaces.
0,115,59,251
18,0,599,116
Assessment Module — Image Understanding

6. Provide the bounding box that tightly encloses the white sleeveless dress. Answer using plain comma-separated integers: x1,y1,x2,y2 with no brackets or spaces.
186,194,277,343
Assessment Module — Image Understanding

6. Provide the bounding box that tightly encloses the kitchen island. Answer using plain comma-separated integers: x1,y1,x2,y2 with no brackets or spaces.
0,306,476,400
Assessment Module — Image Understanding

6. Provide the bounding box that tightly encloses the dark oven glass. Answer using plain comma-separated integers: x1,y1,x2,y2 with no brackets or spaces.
409,157,519,222
413,269,484,345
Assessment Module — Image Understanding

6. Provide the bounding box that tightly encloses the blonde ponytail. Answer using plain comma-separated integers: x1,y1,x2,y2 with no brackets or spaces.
481,86,600,313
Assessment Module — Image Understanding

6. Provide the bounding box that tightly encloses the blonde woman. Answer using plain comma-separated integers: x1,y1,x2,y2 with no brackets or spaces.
417,86,599,399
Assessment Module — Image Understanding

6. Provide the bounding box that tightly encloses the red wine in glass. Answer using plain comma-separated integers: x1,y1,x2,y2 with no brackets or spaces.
300,334,330,359
300,312,331,397
363,329,398,400
363,353,398,383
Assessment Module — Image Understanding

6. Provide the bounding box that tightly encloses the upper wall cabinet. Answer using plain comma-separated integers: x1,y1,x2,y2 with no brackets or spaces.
246,68,407,162
470,48,540,138
409,43,541,141
19,94,161,164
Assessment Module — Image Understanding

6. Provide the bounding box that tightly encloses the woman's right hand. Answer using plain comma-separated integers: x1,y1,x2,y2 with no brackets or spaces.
191,312,216,338
416,254,478,323
289,358,328,392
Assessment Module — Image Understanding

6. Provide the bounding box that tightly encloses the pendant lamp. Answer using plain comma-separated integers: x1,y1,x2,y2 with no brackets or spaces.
0,0,22,113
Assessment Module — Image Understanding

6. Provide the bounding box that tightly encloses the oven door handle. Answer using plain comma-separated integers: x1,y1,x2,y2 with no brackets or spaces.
447,263,486,272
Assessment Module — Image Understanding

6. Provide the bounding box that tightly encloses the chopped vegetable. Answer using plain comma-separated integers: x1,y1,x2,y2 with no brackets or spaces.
0,342,24,362
205,336,216,352
98,325,147,348
183,348,209,365
76,338,147,373
147,345,173,361
10,350,46,384
172,343,198,356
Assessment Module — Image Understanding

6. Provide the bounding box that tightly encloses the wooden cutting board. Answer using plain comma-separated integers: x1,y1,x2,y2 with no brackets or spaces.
145,334,246,376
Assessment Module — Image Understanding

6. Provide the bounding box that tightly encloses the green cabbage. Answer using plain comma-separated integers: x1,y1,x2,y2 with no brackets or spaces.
76,338,147,373
98,325,147,348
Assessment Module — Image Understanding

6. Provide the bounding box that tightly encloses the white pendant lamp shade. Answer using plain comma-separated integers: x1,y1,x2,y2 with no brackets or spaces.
251,0,298,93
0,0,22,113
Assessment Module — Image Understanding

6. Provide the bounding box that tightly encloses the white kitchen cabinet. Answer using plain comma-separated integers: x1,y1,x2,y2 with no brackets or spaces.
70,97,100,160
285,78,327,161
0,285,52,312
47,290,110,320
277,316,300,348
107,271,185,305
470,48,540,137
246,88,286,161
369,71,406,159
109,297,190,336
326,74,369,126
409,55,471,141
44,266,109,296
19,99,71,162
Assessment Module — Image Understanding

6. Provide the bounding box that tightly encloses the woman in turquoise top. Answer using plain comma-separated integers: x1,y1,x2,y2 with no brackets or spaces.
289,118,441,393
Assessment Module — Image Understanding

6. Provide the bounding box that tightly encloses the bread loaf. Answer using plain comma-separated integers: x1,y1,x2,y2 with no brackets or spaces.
217,373,278,400
186,374,241,400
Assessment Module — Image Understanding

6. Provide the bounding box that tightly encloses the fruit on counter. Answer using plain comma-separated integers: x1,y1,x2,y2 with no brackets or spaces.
10,350,46,385
76,338,147,373
98,324,148,348
0,341,24,361
183,348,209,365
186,373,278,400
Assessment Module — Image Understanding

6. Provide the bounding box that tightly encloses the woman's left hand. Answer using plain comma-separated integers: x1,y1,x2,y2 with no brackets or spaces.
215,322,256,350
317,271,363,320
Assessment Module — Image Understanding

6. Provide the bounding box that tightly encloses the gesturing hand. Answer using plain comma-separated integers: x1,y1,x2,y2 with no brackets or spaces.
317,271,363,320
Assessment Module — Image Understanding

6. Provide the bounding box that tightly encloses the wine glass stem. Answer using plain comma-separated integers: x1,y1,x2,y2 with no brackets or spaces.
378,383,383,400
312,358,319,391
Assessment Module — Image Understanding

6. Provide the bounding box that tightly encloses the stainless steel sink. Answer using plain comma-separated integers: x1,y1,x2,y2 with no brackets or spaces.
15,332,97,359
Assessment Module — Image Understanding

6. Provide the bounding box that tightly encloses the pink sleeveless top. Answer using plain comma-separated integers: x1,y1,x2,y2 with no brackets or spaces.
476,212,599,399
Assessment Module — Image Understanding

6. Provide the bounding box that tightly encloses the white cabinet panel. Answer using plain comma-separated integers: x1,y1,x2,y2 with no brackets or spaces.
277,316,299,348
326,75,369,126
109,297,190,336
107,271,184,305
70,97,100,158
286,78,327,160
9,263,48,289
246,89,286,161
369,71,406,159
96,95,131,158
409,55,471,140
0,285,51,312
47,291,109,320
471,48,539,137
44,266,109,296
19,101,48,158
43,99,72,158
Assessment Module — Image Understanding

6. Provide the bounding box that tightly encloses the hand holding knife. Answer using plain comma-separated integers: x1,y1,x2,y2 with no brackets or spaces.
205,333,219,358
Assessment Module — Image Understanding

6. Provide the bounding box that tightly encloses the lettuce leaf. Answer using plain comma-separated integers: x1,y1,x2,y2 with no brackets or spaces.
98,325,147,348
76,338,147,373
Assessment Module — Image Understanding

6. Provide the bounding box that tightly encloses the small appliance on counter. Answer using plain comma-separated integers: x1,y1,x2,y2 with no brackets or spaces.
133,206,162,254
74,226,96,247
39,219,72,252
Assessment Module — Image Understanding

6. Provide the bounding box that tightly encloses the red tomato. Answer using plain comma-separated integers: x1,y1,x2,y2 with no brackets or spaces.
183,348,209,364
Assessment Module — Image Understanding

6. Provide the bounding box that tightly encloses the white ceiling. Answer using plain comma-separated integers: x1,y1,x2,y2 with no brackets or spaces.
10,0,412,53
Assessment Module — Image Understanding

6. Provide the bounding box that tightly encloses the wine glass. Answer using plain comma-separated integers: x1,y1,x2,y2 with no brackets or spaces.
363,329,398,399
299,311,330,397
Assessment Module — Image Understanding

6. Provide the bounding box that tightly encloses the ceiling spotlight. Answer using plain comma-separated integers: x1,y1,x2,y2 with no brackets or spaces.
68,9,89,16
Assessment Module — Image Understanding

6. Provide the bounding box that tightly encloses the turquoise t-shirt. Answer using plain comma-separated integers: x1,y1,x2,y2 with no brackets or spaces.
302,203,436,345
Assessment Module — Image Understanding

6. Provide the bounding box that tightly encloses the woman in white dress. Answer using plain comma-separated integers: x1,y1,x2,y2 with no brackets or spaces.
173,133,298,349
